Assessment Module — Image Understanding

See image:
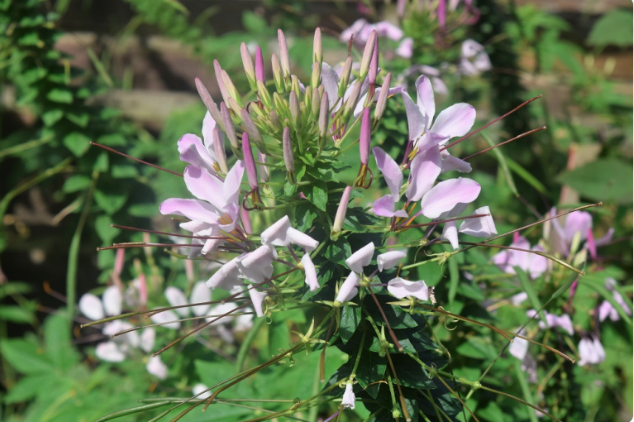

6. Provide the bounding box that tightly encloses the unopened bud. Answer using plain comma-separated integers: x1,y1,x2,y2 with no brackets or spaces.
359,30,377,78
195,78,224,131
313,27,322,65
257,149,269,183
359,108,371,165
241,108,264,150
338,57,353,98
318,91,329,138
397,0,406,18
369,37,379,85
227,97,242,116
289,91,301,129
311,86,322,117
240,42,256,90
257,80,272,108
221,70,243,107
343,80,362,119
303,86,312,116
277,29,291,82
311,62,321,91
283,127,295,175
374,72,391,124
249,102,265,119
332,186,352,236
213,60,231,105
212,127,228,173
220,102,238,150
271,53,285,93
255,46,265,83
269,110,282,132
291,75,301,97
272,92,288,116
242,133,258,190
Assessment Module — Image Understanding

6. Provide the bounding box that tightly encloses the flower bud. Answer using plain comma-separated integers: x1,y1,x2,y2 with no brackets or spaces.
303,86,312,115
369,37,379,85
249,102,265,119
283,127,295,175
242,133,258,190
195,78,224,131
397,0,406,18
343,80,362,120
220,102,238,150
438,0,446,29
359,30,377,78
311,86,321,117
318,91,329,139
212,127,228,173
255,45,265,83
291,75,301,97
240,42,256,90
332,186,352,236
227,97,242,116
241,108,265,150
374,72,391,124
338,57,353,98
241,207,252,234
359,108,371,165
301,254,319,292
271,53,284,93
257,80,272,108
289,91,301,129
277,29,291,82
272,92,288,117
313,27,322,65
310,62,321,90
269,110,282,132
221,70,243,107
257,149,269,183
213,60,231,105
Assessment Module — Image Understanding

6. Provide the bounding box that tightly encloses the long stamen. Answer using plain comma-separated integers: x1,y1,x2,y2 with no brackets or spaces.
111,224,226,240
462,127,546,161
90,142,183,177
441,95,542,151
96,242,204,251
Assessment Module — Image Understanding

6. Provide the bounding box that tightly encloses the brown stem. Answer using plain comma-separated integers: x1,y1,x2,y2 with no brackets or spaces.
366,287,403,352
462,126,546,161
90,142,183,177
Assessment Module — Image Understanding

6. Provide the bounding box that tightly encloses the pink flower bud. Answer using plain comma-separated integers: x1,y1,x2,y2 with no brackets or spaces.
277,29,291,80
194,78,224,130
255,46,265,83
283,127,295,174
240,42,256,89
213,60,231,105
359,30,377,78
241,108,264,148
374,72,391,123
332,186,352,234
289,91,300,128
313,27,322,64
242,133,259,190
359,108,371,165
220,102,238,149
212,127,228,173
369,37,379,85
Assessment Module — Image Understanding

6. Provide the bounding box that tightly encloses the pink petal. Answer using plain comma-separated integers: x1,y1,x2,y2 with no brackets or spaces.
79,294,105,321
335,272,360,303
401,90,426,142
201,111,217,148
184,166,226,210
430,103,476,141
442,220,459,249
459,206,497,237
207,258,242,291
415,75,435,125
249,289,267,317
509,332,528,361
261,215,291,247
345,242,375,273
160,198,219,225
387,277,429,301
301,254,319,292
529,245,548,279
320,62,340,110
177,134,216,172
372,147,403,200
287,228,319,252
373,195,407,218
406,146,441,202
564,211,592,244
375,21,404,40
440,150,472,173
396,37,413,58
420,177,481,219
377,250,407,272
190,282,211,316
223,160,245,209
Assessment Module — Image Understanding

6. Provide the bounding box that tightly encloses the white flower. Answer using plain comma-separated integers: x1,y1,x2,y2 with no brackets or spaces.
342,383,356,409
146,355,168,379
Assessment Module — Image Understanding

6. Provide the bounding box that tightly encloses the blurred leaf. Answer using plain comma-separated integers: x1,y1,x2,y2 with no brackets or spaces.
63,132,91,156
0,338,54,374
557,158,633,204
268,313,291,356
47,88,73,104
242,11,268,34
44,313,80,371
94,189,128,215
588,9,633,48
0,305,34,323
62,175,91,193
95,214,120,244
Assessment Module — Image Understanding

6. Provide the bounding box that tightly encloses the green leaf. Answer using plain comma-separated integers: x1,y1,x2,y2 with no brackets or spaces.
242,11,268,34
95,151,109,172
62,175,91,193
0,305,34,323
47,88,74,104
42,109,64,126
587,9,633,48
323,239,352,265
306,181,328,211
63,132,91,156
294,203,318,232
94,189,128,215
268,313,291,356
0,338,54,374
44,313,80,371
516,267,548,326
97,133,127,147
339,305,361,343
95,214,120,244
111,164,138,178
356,348,387,398
556,158,633,204
66,112,90,128
4,374,57,403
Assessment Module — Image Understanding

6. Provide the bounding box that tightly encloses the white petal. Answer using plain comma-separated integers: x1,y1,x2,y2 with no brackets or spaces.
140,328,155,353
335,272,360,303
79,293,105,321
342,383,356,409
150,309,181,329
441,220,459,249
165,287,189,318
387,277,429,301
190,281,211,316
286,228,319,252
301,254,319,292
96,341,126,362
345,242,375,273
377,250,407,272
102,286,122,317
509,332,529,361
249,289,267,317
261,215,291,247
193,383,212,399
459,206,497,238
146,355,168,379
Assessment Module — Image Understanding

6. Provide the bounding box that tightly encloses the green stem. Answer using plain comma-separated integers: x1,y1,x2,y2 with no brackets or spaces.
0,135,53,158
235,316,266,372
